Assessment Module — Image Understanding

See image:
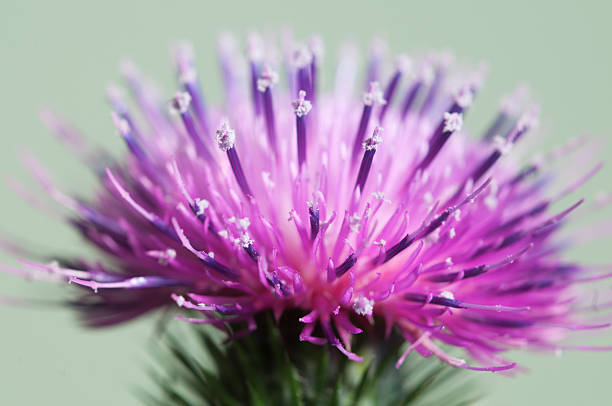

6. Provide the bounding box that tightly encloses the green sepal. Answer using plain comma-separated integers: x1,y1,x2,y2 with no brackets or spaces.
143,311,478,406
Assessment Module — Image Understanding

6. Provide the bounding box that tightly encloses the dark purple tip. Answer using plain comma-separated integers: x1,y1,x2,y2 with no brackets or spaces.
417,112,463,171
384,234,415,263
227,147,253,197
428,265,487,283
249,62,262,116
172,94,214,162
293,90,312,169
419,66,444,117
482,111,511,141
351,104,373,163
244,244,259,261
182,81,210,135
258,67,279,155
309,206,320,241
335,253,357,278
354,127,383,193
400,80,424,120
262,88,277,154
404,292,464,309
378,69,403,122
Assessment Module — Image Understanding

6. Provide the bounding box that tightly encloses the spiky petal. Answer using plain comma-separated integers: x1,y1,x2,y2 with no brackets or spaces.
6,34,611,373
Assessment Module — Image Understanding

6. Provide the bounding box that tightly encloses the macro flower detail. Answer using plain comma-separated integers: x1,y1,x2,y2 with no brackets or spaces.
7,34,610,374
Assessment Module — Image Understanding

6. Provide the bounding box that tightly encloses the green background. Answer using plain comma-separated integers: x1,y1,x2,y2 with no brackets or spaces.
1,1,611,404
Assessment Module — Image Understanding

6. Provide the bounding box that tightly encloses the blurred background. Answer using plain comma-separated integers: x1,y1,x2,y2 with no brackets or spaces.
1,1,611,404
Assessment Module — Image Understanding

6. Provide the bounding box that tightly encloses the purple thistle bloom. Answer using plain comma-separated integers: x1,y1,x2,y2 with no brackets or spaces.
6,33,611,372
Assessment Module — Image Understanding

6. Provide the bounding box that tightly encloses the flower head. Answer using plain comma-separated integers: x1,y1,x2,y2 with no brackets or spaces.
8,34,610,372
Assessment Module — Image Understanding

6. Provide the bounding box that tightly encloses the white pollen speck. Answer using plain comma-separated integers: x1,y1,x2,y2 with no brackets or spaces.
419,63,435,84
238,217,251,230
238,233,253,248
429,228,440,243
484,194,498,210
131,276,147,286
374,239,387,247
195,198,209,215
484,181,499,210
111,112,130,136
488,181,499,194
308,35,324,59
262,171,275,188
185,143,197,160
449,228,456,239
293,46,313,68
454,84,474,108
48,260,61,273
362,126,383,150
395,55,412,73
257,67,279,92
517,110,539,132
492,134,505,148
493,135,513,155
353,295,375,316
215,120,236,151
454,209,462,221
179,67,198,85
372,191,391,204
423,191,434,204
292,90,312,117
340,142,349,161
420,170,430,184
443,112,463,133
362,82,386,106
445,257,453,266
169,92,192,114
218,230,229,239
247,32,264,62
146,249,176,266
289,162,298,178
161,250,175,265
176,295,186,307
440,291,454,300
349,214,362,232
208,251,215,258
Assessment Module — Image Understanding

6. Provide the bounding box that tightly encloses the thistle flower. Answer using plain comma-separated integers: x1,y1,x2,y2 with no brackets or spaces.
6,34,610,373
